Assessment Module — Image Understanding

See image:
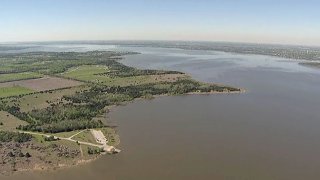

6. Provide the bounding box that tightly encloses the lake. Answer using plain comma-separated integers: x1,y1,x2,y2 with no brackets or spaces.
2,45,320,180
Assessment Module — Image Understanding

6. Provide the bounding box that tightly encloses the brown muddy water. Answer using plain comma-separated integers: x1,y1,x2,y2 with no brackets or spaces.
2,46,320,180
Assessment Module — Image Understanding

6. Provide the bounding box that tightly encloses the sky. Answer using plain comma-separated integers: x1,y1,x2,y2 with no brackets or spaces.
0,0,320,46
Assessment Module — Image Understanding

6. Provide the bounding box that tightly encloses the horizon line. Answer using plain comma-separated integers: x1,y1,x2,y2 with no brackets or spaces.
0,39,319,48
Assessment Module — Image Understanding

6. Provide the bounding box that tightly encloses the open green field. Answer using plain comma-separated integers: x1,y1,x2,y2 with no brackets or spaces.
5,86,88,112
100,128,120,146
0,72,43,83
0,111,28,131
51,130,83,138
0,66,14,72
80,144,101,158
72,129,98,145
62,65,187,87
32,132,81,150
0,86,34,98
62,65,109,81
70,128,120,147
104,74,186,86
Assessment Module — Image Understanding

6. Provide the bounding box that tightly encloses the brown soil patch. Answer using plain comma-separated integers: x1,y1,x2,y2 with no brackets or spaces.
0,76,83,91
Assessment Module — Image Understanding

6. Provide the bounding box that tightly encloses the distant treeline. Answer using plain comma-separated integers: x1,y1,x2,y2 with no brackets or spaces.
0,51,132,75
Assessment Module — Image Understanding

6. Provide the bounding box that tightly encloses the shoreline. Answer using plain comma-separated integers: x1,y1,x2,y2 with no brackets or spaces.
1,156,101,177
107,88,245,111
0,50,244,176
3,88,245,176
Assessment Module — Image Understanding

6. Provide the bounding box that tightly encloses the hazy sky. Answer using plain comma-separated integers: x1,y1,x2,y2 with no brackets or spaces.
1,0,319,46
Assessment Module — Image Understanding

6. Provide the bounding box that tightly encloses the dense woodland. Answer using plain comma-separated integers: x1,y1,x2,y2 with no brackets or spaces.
0,131,32,143
0,51,136,74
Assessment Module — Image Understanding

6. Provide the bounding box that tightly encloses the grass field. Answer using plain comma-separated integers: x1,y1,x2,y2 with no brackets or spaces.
0,66,14,72
62,65,109,80
0,111,28,131
100,128,120,146
30,134,84,166
54,127,120,147
80,144,101,158
62,65,186,87
0,76,83,92
104,73,186,86
6,86,88,112
50,130,83,138
0,72,43,83
72,129,99,145
0,86,34,98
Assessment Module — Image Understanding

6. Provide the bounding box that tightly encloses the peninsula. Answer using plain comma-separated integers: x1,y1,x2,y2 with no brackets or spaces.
0,51,241,174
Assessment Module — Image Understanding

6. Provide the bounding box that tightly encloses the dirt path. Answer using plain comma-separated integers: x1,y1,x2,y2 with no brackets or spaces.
19,131,104,149
79,144,84,158
68,130,86,139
